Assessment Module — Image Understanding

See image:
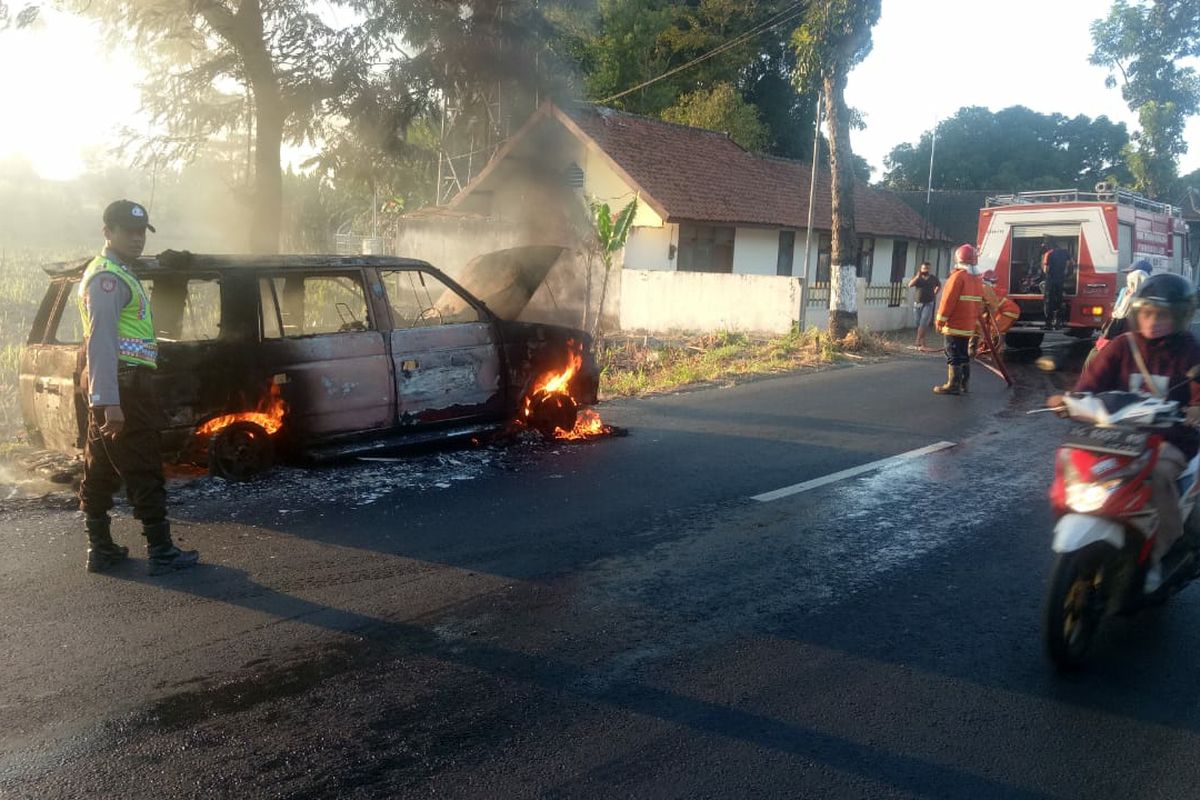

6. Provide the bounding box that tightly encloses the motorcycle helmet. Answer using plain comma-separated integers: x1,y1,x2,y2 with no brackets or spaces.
1130,258,1153,274
954,244,978,266
981,269,998,285
1130,273,1197,334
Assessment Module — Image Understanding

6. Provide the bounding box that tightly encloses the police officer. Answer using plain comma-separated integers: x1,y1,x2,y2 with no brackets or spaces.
78,200,199,574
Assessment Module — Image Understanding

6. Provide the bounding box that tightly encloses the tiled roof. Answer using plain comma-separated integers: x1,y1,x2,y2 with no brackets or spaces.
559,103,942,240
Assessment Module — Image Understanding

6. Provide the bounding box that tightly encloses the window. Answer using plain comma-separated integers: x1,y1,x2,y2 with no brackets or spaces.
677,223,734,273
856,237,875,282
54,282,85,344
380,270,482,328
178,279,221,341
266,273,373,337
777,230,795,276
815,233,832,284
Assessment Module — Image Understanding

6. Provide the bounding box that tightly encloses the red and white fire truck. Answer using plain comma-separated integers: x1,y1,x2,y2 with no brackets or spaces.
975,186,1191,347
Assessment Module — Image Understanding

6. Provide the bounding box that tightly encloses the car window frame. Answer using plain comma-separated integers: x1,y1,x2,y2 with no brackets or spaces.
377,267,495,331
258,268,379,340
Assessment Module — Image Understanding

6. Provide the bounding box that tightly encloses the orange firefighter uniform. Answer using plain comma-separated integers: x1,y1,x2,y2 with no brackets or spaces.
936,269,985,338
981,284,1021,335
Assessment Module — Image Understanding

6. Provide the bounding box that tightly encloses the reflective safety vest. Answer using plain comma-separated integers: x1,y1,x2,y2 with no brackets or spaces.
78,254,157,368
936,267,984,337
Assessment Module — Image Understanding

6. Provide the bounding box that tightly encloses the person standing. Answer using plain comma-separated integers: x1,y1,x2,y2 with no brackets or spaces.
933,244,984,395
1042,238,1073,329
78,200,199,574
907,261,941,350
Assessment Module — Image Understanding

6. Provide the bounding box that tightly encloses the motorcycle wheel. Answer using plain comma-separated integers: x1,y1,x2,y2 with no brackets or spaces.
1044,545,1110,671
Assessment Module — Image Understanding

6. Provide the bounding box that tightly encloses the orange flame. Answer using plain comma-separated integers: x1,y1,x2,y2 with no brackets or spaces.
196,382,287,437
520,343,610,440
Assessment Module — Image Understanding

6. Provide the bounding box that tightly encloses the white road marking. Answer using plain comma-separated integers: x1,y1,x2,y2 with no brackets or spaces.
751,441,958,502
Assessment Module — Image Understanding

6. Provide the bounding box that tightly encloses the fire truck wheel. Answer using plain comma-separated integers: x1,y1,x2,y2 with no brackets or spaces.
1005,332,1044,349
208,421,275,481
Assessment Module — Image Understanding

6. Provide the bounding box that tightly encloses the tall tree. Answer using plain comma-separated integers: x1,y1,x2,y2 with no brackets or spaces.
882,106,1132,191
793,0,881,338
560,0,817,157
1090,0,1200,198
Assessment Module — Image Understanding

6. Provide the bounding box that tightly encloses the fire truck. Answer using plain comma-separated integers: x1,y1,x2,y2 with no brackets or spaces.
975,186,1191,347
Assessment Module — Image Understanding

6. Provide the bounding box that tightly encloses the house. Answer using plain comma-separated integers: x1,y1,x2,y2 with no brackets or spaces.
396,102,951,335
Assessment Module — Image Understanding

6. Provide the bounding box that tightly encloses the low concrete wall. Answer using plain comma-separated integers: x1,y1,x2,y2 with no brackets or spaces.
801,279,915,333
619,270,801,335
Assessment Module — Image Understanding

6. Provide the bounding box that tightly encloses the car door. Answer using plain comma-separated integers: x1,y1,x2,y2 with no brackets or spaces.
19,277,86,452
257,270,395,439
378,268,505,426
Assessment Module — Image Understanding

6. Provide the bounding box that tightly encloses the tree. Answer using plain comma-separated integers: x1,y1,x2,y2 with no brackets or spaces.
1090,0,1200,198
881,106,1132,191
586,196,638,340
793,0,881,338
661,82,768,151
560,0,817,158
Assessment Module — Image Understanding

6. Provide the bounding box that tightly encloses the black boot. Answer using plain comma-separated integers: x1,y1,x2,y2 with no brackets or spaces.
85,515,129,573
960,363,971,394
933,365,963,395
143,520,200,575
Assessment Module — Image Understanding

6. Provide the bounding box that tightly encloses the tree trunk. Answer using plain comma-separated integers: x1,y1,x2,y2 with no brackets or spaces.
249,91,284,254
824,71,858,339
195,0,284,254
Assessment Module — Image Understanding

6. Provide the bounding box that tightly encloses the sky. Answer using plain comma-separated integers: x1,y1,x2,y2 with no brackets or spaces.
0,1,1197,184
847,0,1200,181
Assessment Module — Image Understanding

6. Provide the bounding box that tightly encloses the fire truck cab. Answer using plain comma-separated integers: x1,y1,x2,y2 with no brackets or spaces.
976,186,1190,347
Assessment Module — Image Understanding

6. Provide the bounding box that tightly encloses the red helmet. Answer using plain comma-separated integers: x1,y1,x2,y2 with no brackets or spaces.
981,269,997,284
955,244,978,265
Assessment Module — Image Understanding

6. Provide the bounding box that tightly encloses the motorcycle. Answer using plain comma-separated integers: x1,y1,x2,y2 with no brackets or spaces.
1040,387,1200,670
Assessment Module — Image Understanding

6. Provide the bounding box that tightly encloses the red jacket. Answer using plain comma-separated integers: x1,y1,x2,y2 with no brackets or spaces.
936,268,984,337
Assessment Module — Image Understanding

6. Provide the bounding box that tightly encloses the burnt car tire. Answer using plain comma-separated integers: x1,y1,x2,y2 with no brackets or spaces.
526,390,579,439
208,421,275,481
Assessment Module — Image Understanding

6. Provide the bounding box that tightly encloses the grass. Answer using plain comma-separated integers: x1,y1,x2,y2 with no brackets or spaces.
599,327,898,398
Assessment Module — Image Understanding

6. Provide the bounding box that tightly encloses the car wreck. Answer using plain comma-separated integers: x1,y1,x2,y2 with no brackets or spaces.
19,250,602,479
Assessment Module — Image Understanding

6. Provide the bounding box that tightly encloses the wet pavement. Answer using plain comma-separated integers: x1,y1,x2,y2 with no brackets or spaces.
5,339,1200,798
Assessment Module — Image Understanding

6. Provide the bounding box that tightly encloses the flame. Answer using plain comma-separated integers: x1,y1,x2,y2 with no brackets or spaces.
520,342,610,440
196,382,287,437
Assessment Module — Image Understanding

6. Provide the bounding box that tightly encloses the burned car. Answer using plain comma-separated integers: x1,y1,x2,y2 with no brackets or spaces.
19,252,600,478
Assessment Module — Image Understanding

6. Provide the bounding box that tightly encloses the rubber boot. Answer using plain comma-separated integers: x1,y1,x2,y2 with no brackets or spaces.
933,365,963,395
960,362,971,394
85,515,129,573
143,520,200,575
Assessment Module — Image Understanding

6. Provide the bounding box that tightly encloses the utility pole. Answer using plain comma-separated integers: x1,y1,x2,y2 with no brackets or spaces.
919,119,937,272
798,91,823,332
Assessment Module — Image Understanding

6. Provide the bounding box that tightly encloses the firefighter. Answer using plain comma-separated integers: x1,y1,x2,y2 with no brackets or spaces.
933,244,984,395
78,200,200,574
980,269,1020,338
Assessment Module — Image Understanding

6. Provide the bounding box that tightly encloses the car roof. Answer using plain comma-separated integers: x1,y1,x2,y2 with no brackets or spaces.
42,252,438,278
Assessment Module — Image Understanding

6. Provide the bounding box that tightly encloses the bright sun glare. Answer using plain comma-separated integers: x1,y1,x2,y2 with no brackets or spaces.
0,11,141,181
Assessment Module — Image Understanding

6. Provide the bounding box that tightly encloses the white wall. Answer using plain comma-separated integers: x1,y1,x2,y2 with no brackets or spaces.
620,269,801,335
625,224,675,271
582,147,663,228
733,227,781,276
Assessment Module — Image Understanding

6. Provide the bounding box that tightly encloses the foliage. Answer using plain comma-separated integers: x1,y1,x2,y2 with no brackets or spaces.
792,0,881,336
588,195,639,339
561,0,817,159
881,106,1133,191
599,327,889,397
661,82,768,151
0,2,37,28
1090,0,1200,197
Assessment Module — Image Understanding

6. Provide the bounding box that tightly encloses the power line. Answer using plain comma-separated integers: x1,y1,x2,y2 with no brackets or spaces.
599,1,809,105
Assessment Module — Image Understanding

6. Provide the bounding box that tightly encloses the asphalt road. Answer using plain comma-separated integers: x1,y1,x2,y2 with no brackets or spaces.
5,340,1200,798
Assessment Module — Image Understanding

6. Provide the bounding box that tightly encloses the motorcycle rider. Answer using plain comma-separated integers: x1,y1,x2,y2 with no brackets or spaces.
1048,273,1200,591
933,244,984,395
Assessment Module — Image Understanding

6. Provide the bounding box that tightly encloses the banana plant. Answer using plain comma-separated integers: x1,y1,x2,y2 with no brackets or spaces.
589,195,638,339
